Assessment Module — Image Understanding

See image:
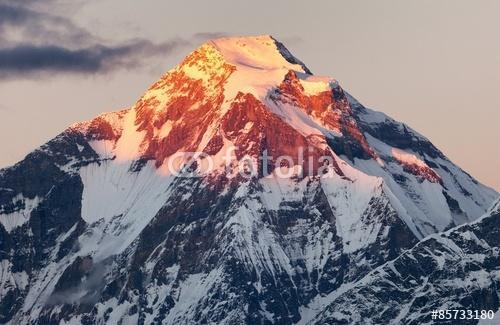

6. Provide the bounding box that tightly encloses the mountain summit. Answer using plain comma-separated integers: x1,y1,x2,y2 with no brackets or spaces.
0,35,498,324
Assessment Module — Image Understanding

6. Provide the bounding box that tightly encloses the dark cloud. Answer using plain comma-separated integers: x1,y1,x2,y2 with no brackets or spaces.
0,3,94,47
0,3,30,23
0,39,189,78
0,2,215,79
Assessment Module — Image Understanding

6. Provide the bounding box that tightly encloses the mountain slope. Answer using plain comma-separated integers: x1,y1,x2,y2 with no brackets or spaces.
0,35,497,324
310,198,500,325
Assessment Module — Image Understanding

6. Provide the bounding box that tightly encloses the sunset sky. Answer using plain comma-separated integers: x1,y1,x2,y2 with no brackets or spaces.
0,0,498,190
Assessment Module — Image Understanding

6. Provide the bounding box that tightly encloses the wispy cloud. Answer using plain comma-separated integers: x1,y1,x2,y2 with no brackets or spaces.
0,2,221,79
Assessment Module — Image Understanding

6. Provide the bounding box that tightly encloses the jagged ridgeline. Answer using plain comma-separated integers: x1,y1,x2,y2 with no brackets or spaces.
0,35,498,324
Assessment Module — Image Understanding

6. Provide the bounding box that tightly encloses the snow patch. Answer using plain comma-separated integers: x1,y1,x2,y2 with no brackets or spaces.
88,140,115,159
79,160,175,261
392,148,427,168
298,75,337,96
0,194,41,232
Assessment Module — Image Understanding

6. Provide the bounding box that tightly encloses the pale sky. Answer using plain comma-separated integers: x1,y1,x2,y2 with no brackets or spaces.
0,0,498,190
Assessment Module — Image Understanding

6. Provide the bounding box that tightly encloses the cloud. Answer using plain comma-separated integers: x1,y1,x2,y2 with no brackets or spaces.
0,2,209,79
0,39,189,78
0,3,94,47
46,257,109,306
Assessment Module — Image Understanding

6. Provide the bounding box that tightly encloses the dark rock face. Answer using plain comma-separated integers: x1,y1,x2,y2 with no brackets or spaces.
326,135,372,161
352,104,444,159
273,38,313,75
0,131,91,323
53,256,93,294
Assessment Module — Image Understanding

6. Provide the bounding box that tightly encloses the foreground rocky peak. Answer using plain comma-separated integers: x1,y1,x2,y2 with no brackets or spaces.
312,198,500,324
0,35,498,324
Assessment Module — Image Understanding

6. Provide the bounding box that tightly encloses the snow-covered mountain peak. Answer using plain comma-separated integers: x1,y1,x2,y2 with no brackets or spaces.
136,35,313,111
84,36,341,168
208,35,309,73
0,35,498,324
67,36,496,224
48,35,498,242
